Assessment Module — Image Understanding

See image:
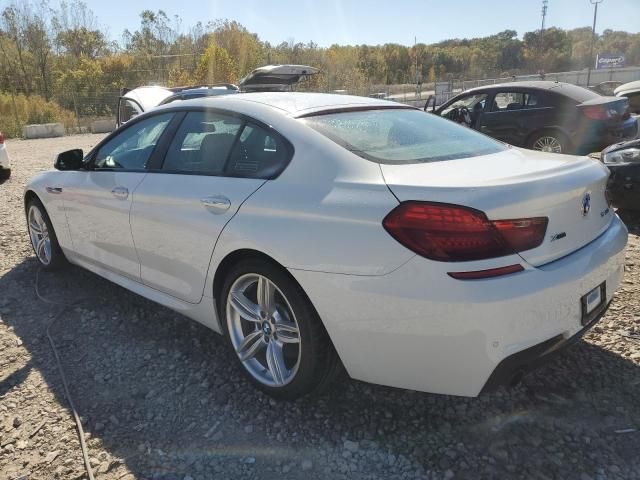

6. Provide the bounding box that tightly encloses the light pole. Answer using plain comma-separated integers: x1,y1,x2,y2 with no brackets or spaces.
586,0,604,87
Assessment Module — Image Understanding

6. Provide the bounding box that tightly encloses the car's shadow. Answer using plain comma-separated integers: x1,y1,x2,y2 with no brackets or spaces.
617,208,640,235
1,256,639,480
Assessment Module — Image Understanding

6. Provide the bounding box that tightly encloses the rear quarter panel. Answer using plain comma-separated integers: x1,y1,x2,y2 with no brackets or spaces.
203,117,414,299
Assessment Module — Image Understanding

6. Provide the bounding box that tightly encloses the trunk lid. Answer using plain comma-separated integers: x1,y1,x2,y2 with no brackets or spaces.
238,65,319,92
577,96,631,121
380,147,613,266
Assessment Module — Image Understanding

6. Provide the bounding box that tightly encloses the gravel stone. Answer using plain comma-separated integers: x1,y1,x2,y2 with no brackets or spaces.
343,440,359,452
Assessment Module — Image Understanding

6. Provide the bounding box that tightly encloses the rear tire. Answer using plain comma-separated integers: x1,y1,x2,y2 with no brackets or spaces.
26,197,67,270
0,168,10,180
219,258,342,400
527,130,571,154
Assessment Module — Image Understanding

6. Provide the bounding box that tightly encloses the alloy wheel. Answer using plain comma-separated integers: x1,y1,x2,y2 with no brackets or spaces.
226,273,302,387
28,205,52,265
532,136,562,153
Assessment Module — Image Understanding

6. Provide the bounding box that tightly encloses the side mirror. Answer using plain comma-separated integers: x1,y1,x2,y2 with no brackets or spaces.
54,149,84,171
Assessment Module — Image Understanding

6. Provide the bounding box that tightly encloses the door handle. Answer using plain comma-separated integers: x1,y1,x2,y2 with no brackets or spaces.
46,187,63,194
111,186,129,200
200,195,231,213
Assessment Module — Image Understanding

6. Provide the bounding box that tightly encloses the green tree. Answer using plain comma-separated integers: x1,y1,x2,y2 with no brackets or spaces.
193,43,237,84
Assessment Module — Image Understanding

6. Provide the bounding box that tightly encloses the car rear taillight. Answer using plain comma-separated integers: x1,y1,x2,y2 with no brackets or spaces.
382,202,548,262
582,105,612,120
0,133,4,144
622,106,630,120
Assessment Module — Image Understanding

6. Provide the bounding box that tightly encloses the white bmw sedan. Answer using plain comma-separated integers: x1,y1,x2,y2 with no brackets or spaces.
25,93,627,399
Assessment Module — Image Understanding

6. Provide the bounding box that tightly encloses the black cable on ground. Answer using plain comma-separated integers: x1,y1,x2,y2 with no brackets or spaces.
35,268,96,480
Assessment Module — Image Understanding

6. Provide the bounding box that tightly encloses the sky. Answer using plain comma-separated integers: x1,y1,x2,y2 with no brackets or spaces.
16,0,640,46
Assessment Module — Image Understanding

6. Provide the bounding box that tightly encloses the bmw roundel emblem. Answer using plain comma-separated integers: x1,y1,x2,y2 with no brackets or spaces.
581,192,591,217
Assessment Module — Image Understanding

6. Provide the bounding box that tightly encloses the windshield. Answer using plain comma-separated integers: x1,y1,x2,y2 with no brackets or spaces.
303,108,505,164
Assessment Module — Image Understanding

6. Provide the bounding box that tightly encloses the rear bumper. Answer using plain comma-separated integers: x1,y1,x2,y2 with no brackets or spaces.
601,117,638,148
481,299,609,392
578,117,638,154
290,215,627,397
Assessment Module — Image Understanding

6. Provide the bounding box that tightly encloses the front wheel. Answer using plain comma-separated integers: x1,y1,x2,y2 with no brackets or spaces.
26,198,67,269
220,259,341,399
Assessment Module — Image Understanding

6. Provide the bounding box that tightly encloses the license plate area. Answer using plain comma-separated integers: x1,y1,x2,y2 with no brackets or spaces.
581,282,606,326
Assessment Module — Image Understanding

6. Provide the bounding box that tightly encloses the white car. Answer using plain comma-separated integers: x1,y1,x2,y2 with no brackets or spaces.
0,132,10,180
117,64,319,127
615,80,640,118
25,93,627,399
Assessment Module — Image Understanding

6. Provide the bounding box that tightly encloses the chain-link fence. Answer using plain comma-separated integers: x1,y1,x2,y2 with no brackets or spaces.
392,66,640,108
52,66,640,134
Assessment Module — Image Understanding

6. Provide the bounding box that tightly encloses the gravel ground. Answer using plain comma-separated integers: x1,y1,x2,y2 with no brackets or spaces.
1,134,639,480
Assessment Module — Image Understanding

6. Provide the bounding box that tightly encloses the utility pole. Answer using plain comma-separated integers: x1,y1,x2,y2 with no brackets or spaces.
539,0,548,75
414,36,420,99
586,0,604,87
540,0,548,34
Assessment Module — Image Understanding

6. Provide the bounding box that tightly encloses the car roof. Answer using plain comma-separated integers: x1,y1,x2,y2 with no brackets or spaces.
153,92,410,117
122,86,174,111
615,80,640,96
464,81,599,102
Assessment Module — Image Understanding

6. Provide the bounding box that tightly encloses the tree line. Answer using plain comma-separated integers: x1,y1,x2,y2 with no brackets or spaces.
1,0,639,121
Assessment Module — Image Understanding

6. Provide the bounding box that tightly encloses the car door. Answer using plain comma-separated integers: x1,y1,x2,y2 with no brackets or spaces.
479,90,553,146
130,109,292,303
477,90,524,144
62,112,175,280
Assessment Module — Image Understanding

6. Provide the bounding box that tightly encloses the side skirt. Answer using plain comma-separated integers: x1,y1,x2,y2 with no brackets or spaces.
63,250,222,333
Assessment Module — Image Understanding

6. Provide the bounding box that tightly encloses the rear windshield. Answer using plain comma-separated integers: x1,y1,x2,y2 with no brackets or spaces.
302,108,505,164
549,83,600,102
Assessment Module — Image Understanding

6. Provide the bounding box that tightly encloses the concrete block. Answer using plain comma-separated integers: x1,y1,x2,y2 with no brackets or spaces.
23,123,65,139
91,119,116,134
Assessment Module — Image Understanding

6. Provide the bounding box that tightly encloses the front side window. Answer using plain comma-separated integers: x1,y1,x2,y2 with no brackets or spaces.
161,111,292,178
303,108,505,164
94,113,173,170
441,93,487,116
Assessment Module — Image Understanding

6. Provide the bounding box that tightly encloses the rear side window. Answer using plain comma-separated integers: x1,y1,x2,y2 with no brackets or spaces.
226,123,291,178
550,83,600,103
493,92,524,111
161,111,292,178
492,92,545,111
163,111,243,175
303,108,505,164
524,92,544,108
